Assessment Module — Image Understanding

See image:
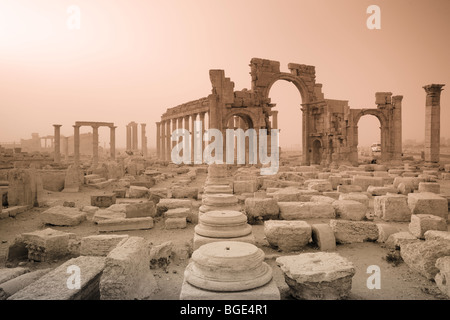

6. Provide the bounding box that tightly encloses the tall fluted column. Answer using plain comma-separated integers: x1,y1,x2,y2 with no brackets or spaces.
172,118,177,149
161,121,166,161
200,112,206,155
141,123,147,157
423,84,445,164
156,122,161,159
191,114,197,163
92,125,99,167
166,120,172,161
73,125,80,165
110,126,116,160
132,122,138,151
126,124,132,151
53,124,62,163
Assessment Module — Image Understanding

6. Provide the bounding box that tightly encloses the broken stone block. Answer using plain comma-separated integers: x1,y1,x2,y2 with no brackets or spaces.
63,165,83,193
112,189,126,198
408,214,447,239
367,186,397,196
322,192,341,200
376,224,400,243
41,171,65,192
424,230,450,242
164,207,190,219
97,217,154,232
397,182,414,195
310,195,336,204
0,269,50,300
401,240,450,280
385,232,418,250
81,205,99,215
41,206,87,226
435,256,450,298
7,168,43,207
150,241,174,269
21,228,73,262
148,187,168,204
165,217,187,229
336,185,363,193
307,180,333,192
418,182,440,194
373,195,411,222
233,180,257,194
244,197,279,223
332,200,366,221
100,237,158,300
338,193,369,207
407,192,448,220
0,268,29,285
445,164,450,173
80,234,129,256
311,224,336,251
352,176,383,191
276,252,355,300
128,186,149,198
264,220,311,251
171,186,198,199
278,202,335,220
90,194,116,208
8,256,105,300
328,176,342,190
329,220,378,244
124,201,156,218
156,199,192,216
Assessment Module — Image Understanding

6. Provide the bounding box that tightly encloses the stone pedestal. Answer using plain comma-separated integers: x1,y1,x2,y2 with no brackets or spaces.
181,241,279,300
193,210,254,250
199,194,241,214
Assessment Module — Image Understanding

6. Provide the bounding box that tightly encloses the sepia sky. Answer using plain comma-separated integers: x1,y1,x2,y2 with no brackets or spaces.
0,0,449,149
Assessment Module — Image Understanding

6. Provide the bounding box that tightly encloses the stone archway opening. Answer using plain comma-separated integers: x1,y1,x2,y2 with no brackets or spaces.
356,114,382,163
223,113,254,164
312,139,323,165
267,80,303,162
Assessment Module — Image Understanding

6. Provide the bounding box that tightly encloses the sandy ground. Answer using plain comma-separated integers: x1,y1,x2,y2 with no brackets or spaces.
0,167,449,300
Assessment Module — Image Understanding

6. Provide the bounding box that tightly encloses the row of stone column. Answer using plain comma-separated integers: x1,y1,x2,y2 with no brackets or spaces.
156,112,208,162
53,124,116,165
126,122,147,157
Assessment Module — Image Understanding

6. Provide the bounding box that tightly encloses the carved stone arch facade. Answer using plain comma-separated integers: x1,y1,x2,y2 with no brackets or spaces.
157,58,403,167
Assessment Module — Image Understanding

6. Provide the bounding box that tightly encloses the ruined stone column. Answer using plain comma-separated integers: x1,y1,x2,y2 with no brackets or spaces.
126,124,132,151
183,116,190,161
110,126,116,160
172,118,178,149
53,124,62,163
161,121,166,161
92,125,99,167
200,112,206,155
166,119,172,160
423,84,445,164
141,123,147,157
272,111,278,129
156,122,161,159
191,114,197,163
73,125,80,165
132,122,138,151
301,105,309,165
392,96,403,161
65,137,69,161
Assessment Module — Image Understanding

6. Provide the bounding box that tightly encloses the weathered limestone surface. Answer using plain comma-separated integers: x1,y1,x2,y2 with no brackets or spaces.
338,193,369,207
244,198,279,222
418,182,440,194
408,214,447,239
100,237,158,300
435,256,450,297
264,220,311,251
311,224,336,251
278,202,335,220
337,185,363,193
80,235,129,256
401,240,450,280
0,269,50,300
0,268,29,285
276,252,356,300
385,232,418,250
63,165,83,193
41,206,87,226
165,217,187,229
407,193,448,220
374,195,411,222
332,200,366,221
9,256,106,300
91,194,116,208
124,201,156,218
97,217,154,232
376,224,400,243
424,230,450,242
21,228,73,262
329,220,378,244
7,168,43,207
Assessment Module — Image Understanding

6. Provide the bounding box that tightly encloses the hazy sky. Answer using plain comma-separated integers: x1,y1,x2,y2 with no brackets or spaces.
1,0,449,149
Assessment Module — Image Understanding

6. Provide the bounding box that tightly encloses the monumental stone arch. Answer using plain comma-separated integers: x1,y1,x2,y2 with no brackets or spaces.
156,58,403,166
